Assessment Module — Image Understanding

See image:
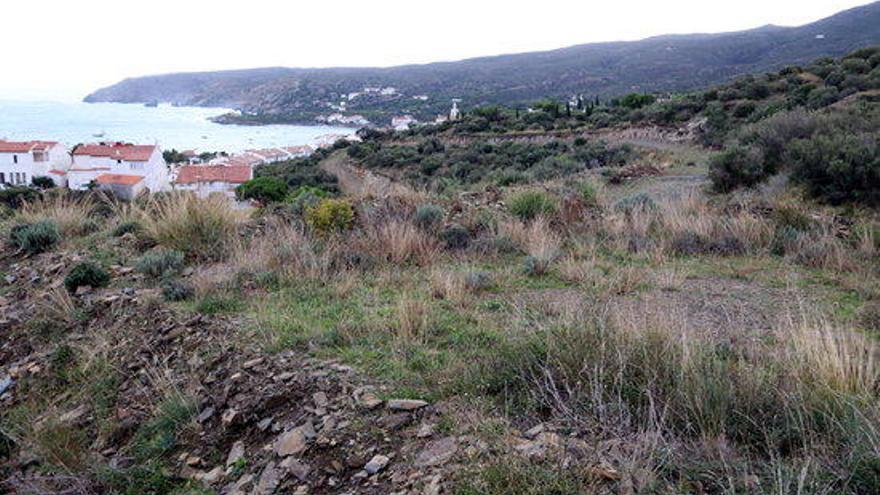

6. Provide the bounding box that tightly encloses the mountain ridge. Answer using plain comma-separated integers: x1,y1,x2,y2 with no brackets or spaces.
85,2,880,125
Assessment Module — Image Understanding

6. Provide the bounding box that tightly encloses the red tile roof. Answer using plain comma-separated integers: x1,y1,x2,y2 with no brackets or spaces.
95,173,144,186
49,169,67,175
73,142,156,162
174,165,252,185
0,140,58,153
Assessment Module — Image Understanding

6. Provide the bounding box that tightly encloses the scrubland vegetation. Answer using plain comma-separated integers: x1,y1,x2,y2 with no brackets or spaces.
1,48,879,495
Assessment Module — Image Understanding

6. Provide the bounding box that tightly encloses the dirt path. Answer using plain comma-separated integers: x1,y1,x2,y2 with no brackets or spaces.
392,125,695,152
320,151,415,198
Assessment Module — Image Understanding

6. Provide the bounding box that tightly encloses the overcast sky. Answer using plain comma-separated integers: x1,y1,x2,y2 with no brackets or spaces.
0,0,872,101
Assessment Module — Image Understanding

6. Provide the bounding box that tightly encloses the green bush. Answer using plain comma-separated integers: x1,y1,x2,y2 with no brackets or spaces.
578,182,600,207
413,204,444,230
9,220,60,254
508,191,557,220
236,176,289,203
0,186,40,209
31,176,55,189
286,186,327,216
64,262,110,293
440,223,470,249
789,133,880,206
112,221,141,237
304,198,355,233
135,249,185,279
161,280,194,302
708,145,768,192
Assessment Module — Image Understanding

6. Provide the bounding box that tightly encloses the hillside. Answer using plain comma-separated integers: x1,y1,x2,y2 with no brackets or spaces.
84,2,880,125
3,48,880,495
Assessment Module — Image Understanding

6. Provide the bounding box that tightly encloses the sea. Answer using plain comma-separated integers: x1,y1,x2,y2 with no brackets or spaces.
0,99,353,153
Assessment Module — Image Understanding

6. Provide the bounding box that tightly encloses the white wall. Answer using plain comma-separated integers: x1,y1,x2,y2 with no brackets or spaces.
69,147,170,192
174,181,238,199
0,143,70,186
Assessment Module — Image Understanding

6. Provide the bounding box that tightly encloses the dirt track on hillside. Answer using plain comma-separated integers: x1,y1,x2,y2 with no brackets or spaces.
319,151,414,198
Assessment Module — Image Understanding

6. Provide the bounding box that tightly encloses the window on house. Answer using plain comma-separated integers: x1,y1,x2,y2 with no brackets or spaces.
0,173,6,184
33,151,47,162
13,155,18,164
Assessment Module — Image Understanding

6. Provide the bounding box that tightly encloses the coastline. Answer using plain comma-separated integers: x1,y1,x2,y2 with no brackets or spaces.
2,100,354,153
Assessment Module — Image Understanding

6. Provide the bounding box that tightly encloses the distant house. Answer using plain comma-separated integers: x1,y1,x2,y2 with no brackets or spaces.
0,140,71,187
173,165,253,199
68,142,170,193
282,145,313,158
391,115,418,131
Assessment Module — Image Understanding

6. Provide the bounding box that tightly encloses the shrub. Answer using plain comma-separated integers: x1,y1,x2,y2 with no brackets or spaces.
708,145,768,192
64,262,110,293
235,176,289,203
670,231,708,256
0,186,39,209
31,176,56,189
286,186,327,216
440,223,470,249
112,221,141,237
523,255,553,277
135,249,185,279
413,204,444,230
508,191,557,221
305,198,355,233
9,220,60,254
161,280,194,302
789,132,880,206
464,270,493,291
578,181,600,207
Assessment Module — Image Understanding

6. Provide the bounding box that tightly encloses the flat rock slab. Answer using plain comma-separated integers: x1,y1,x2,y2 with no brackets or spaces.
414,437,458,467
387,399,428,411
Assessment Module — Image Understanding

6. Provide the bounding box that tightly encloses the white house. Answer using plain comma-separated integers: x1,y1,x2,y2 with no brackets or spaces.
0,140,71,187
68,142,170,193
172,165,252,199
392,115,418,131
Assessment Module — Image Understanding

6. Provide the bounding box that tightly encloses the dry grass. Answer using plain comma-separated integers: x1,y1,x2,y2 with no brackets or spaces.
429,267,467,301
33,288,78,325
363,219,440,266
14,191,96,236
503,216,561,260
785,314,878,397
394,296,432,344
232,219,331,281
138,192,246,260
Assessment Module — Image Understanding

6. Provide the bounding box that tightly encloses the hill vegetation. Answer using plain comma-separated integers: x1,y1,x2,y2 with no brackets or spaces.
85,2,880,125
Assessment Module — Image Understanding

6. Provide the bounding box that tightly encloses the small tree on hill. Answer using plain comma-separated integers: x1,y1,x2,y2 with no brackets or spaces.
236,177,289,203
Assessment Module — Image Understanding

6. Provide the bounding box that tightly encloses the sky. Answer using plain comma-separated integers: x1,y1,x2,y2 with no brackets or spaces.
0,0,873,101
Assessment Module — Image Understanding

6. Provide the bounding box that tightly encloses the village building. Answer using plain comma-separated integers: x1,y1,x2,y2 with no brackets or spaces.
94,173,146,200
391,115,418,131
0,140,71,187
68,142,170,193
449,101,461,121
283,145,313,158
173,165,252,199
